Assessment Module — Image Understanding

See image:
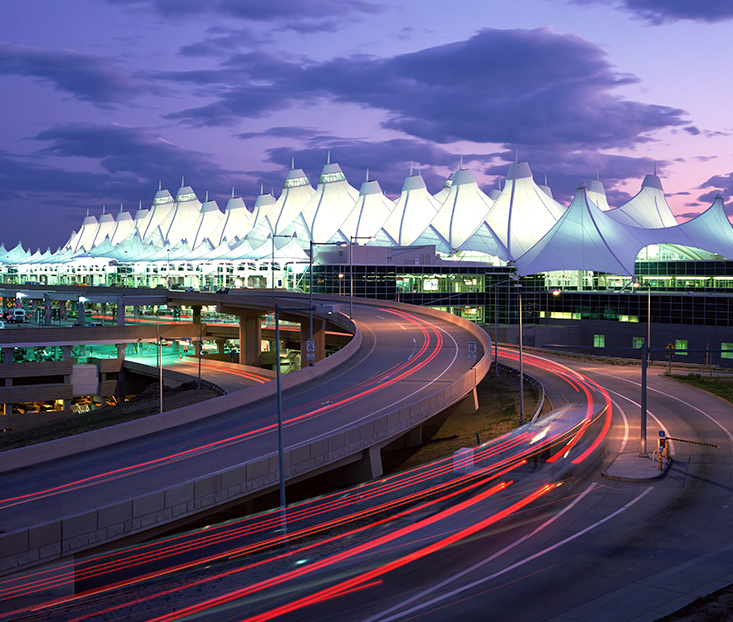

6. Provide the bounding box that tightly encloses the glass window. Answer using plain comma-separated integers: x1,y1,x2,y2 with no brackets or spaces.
633,337,645,349
675,339,688,355
594,334,605,348
722,343,733,359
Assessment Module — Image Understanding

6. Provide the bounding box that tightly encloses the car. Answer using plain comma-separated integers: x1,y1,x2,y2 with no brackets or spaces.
0,321,5,329
217,287,230,294
185,286,198,292
7,309,26,323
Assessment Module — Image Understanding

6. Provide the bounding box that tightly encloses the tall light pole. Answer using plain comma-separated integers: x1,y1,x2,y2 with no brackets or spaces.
309,240,347,366
349,235,375,319
156,308,163,414
634,280,652,364
514,281,525,425
269,232,297,297
490,277,520,377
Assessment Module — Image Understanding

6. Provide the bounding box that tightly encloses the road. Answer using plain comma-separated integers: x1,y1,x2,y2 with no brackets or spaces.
0,303,482,536
2,351,732,621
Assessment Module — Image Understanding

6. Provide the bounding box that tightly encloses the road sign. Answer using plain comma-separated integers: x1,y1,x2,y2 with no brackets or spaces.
666,353,675,360
666,343,674,350
468,341,477,354
306,352,315,361
306,340,315,352
659,431,665,437
468,354,476,362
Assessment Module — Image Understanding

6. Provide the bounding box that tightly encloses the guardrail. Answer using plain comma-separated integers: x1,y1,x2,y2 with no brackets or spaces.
493,361,546,422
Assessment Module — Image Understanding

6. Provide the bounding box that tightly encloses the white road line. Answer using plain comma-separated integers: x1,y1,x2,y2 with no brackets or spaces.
602,387,675,456
594,367,733,450
368,485,655,622
610,396,630,454
362,482,599,622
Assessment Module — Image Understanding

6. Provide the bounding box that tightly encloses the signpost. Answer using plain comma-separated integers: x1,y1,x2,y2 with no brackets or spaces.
306,340,315,362
666,342,675,375
468,341,477,362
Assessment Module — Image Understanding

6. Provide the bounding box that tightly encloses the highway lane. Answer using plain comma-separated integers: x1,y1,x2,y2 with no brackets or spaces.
0,303,481,535
330,357,733,622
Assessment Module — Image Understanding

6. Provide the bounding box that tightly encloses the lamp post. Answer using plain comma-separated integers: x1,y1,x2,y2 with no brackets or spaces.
156,308,163,414
548,289,560,324
273,302,320,514
349,235,376,319
633,280,652,364
269,232,297,297
308,240,347,366
489,277,520,377
514,281,525,425
339,273,344,296
78,295,88,328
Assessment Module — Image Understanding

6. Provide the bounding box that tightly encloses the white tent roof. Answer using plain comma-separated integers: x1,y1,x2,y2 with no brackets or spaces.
110,207,135,246
268,168,315,236
608,174,677,228
515,184,658,277
71,212,99,254
140,188,175,241
189,198,224,249
91,208,116,248
587,179,611,211
300,162,359,243
158,186,203,246
378,173,441,247
335,179,394,242
208,195,250,246
430,168,495,250
432,173,454,204
486,161,566,260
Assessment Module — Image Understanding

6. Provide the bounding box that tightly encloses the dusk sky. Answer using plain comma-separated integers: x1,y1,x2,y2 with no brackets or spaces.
2,0,733,250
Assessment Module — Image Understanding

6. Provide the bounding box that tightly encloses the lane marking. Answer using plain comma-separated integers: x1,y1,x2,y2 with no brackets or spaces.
602,387,675,456
369,485,655,622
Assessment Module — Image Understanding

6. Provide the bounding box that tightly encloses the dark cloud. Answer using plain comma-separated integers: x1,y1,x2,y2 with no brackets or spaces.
573,0,733,24
178,27,273,57
483,147,660,207
107,0,385,32
684,126,701,135
160,28,687,155
0,43,144,105
697,171,733,207
258,133,469,198
0,123,263,248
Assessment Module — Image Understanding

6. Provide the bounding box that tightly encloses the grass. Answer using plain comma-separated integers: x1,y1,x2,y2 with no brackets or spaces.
670,372,733,405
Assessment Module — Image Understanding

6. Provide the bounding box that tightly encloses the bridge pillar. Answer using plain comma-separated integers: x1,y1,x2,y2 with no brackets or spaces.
62,346,72,411
300,317,326,364
239,312,263,367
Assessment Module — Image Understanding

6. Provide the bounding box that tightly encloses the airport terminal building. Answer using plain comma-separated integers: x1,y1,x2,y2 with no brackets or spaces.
3,159,733,366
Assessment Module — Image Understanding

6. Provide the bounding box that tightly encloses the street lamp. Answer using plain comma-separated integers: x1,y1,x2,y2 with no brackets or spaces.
156,308,163,414
338,273,344,296
308,240,347,366
78,295,88,327
269,232,297,297
514,280,524,425
489,277,519,378
633,280,651,364
548,289,560,324
349,235,376,319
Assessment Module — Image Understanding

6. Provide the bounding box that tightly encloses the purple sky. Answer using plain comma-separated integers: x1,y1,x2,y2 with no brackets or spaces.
2,0,733,250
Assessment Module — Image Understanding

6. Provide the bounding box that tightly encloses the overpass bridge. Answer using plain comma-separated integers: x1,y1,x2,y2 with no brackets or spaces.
0,292,491,577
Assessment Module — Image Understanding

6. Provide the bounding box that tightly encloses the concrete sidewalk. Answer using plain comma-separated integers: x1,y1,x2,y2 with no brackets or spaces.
602,451,672,482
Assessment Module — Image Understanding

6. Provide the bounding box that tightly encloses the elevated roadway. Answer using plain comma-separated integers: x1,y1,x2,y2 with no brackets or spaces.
0,294,490,576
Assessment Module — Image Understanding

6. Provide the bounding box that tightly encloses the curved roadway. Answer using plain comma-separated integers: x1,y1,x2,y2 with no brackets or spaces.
0,301,483,536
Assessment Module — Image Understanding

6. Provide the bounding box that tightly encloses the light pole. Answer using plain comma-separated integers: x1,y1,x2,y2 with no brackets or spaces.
156,308,163,414
633,280,652,364
548,289,560,324
349,235,375,319
273,302,322,513
514,281,525,425
339,273,344,296
489,277,519,377
269,232,297,297
309,240,347,365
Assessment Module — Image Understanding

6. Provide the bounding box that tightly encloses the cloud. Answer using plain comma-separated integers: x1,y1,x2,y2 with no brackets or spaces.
697,171,733,206
250,131,469,197
178,26,273,57
572,0,733,24
160,28,687,155
107,0,385,32
0,123,263,248
0,43,144,105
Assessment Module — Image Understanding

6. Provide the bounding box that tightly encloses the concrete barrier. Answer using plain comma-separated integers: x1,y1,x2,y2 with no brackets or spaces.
0,300,493,576
0,312,362,473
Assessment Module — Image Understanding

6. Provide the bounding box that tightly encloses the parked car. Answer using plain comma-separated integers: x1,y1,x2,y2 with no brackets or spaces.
8,309,25,324
0,321,5,329
217,286,230,294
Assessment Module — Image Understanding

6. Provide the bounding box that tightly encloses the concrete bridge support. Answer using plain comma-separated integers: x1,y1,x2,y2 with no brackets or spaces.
238,312,264,367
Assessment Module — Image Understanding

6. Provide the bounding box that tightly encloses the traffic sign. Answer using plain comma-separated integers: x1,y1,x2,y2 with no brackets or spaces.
306,340,315,352
306,352,315,361
468,341,477,354
666,343,674,350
